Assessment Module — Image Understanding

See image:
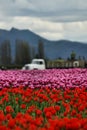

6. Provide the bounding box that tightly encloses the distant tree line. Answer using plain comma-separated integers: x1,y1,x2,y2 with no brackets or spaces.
0,39,45,68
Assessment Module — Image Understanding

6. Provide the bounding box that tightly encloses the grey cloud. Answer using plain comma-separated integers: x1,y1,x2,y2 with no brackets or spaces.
16,7,87,23
0,0,87,23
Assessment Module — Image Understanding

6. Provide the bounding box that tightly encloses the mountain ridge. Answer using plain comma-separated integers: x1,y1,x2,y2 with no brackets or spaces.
0,27,87,60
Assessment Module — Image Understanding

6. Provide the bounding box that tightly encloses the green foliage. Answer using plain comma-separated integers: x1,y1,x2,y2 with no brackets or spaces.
70,51,76,60
0,40,11,65
15,39,31,65
38,39,45,59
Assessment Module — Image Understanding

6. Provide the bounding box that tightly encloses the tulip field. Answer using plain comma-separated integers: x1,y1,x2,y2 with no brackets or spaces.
0,69,87,130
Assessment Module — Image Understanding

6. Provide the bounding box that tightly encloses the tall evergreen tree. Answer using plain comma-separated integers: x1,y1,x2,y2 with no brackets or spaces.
0,40,11,65
15,39,31,65
70,51,76,61
38,39,45,59
31,46,35,59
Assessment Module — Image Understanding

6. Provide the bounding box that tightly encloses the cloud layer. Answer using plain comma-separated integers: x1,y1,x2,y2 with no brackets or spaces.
0,0,87,42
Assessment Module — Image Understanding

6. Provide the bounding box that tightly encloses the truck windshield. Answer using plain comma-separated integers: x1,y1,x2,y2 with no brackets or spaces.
32,61,43,64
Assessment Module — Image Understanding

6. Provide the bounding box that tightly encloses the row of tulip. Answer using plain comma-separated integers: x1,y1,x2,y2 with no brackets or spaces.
0,68,87,89
0,87,87,130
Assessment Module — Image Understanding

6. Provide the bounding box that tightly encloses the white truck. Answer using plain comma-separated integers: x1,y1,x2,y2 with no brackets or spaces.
22,59,46,70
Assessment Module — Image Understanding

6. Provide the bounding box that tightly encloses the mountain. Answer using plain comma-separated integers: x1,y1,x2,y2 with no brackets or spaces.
0,27,87,60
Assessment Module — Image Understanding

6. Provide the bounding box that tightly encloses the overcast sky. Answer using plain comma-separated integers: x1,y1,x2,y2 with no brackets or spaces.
0,0,87,42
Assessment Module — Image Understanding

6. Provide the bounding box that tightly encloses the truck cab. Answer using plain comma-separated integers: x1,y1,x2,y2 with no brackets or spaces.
22,59,46,70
